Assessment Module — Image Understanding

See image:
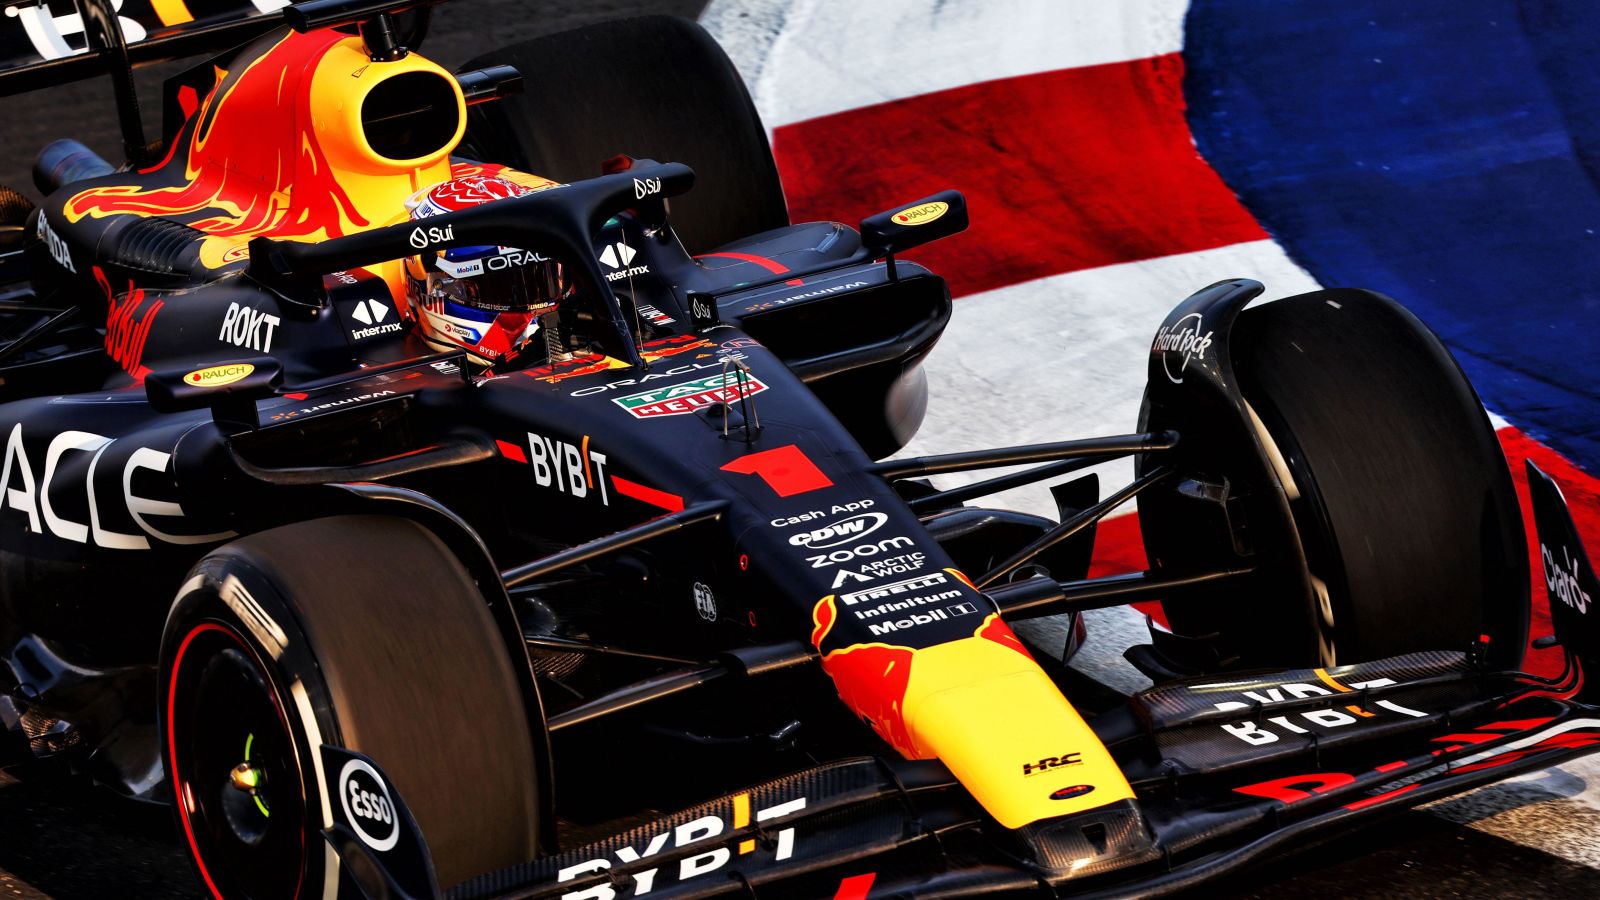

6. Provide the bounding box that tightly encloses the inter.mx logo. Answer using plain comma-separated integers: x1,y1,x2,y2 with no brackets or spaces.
349,298,402,340
599,241,650,283
613,372,766,419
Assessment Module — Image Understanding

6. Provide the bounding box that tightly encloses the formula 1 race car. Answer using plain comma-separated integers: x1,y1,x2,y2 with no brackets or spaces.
1,1,1599,898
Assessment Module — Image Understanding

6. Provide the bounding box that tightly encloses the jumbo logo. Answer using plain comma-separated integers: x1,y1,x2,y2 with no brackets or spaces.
1543,542,1592,614
892,201,948,226
787,512,888,549
186,364,254,387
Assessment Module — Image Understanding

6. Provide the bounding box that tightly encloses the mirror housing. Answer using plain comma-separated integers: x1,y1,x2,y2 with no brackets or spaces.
146,357,283,430
860,190,969,258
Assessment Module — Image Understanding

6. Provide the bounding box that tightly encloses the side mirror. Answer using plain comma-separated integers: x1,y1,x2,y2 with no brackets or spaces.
146,357,283,430
860,190,969,259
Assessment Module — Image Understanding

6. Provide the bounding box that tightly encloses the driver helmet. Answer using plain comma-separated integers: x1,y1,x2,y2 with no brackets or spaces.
403,175,568,366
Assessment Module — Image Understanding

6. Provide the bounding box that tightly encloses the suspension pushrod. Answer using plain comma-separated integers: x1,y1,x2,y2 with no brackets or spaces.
546,641,815,732
871,431,1178,480
548,664,727,732
988,566,1256,618
522,634,701,666
975,466,1173,589
907,454,1116,512
501,501,726,589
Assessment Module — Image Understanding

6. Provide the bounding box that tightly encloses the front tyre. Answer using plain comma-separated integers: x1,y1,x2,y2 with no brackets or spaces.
160,516,540,896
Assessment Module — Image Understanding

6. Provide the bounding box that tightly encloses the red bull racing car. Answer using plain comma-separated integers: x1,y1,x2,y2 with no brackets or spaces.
1,1,1599,897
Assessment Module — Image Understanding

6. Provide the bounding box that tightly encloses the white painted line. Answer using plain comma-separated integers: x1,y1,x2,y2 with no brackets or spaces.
704,0,1192,128
895,238,1322,521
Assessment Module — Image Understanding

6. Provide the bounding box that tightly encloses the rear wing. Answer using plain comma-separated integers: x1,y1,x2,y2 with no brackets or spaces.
0,0,291,97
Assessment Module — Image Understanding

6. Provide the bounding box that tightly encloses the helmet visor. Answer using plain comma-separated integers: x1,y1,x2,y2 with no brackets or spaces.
433,251,566,312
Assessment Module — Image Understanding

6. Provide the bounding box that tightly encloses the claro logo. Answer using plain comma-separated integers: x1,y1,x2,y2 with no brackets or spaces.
787,512,887,549
1543,542,1592,614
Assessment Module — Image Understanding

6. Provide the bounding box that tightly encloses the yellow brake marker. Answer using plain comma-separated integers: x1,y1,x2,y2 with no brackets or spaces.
733,792,754,854
1314,667,1354,693
150,0,194,26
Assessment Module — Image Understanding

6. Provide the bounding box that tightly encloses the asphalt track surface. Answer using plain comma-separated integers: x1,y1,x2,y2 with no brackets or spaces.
0,0,1596,897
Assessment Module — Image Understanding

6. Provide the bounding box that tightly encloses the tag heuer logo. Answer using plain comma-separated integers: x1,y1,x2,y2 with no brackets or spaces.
613,372,767,419
598,242,637,269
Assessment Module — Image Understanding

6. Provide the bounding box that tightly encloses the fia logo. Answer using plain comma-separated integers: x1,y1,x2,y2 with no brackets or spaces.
693,582,717,621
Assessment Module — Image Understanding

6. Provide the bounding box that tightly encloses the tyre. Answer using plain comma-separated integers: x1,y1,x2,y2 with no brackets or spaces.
1148,289,1529,669
461,15,788,255
159,515,539,895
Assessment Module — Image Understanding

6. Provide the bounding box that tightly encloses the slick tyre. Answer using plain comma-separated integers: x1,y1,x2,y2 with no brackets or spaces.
159,516,539,896
463,15,787,254
1161,290,1529,669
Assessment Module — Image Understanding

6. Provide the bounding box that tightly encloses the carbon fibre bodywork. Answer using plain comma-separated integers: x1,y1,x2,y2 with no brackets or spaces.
1,3,1599,899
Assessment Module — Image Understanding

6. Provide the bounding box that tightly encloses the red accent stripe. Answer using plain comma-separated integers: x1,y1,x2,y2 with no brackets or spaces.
833,873,876,900
169,623,230,900
1430,732,1502,746
496,438,528,463
773,57,1268,298
1375,760,1408,773
1478,717,1558,732
167,623,305,900
612,475,685,512
699,251,790,274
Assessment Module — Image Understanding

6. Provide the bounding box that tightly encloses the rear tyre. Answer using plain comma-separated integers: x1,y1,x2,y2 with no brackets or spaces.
160,516,539,895
1152,290,1529,669
462,15,788,254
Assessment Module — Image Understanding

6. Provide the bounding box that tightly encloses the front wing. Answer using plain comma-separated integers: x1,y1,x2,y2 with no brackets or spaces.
327,652,1600,900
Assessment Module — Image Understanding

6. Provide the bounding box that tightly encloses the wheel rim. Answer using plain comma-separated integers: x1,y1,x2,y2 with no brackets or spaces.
167,623,307,900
